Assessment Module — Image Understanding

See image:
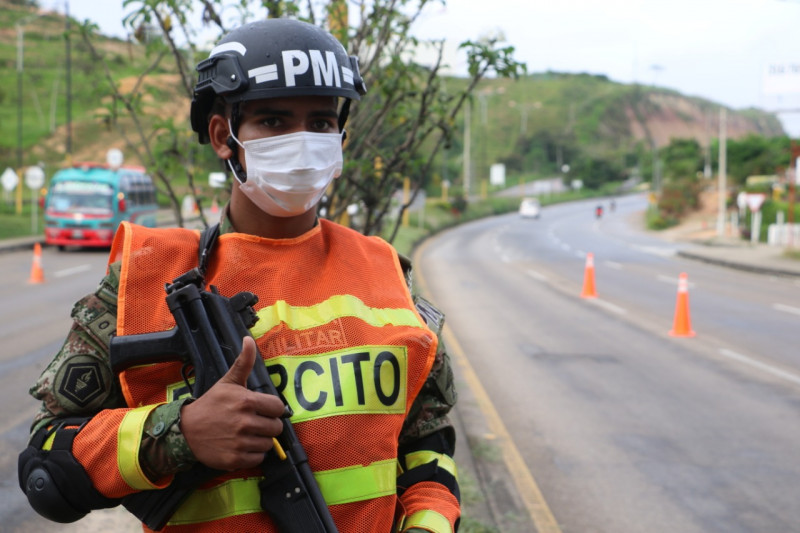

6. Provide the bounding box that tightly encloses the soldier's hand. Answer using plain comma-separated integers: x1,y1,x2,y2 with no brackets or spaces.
180,336,285,471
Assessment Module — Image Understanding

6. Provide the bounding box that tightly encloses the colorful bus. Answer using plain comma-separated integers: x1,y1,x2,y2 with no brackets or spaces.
43,160,158,249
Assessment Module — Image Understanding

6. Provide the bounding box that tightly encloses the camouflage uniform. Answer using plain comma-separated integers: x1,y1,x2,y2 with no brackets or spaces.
28,211,457,482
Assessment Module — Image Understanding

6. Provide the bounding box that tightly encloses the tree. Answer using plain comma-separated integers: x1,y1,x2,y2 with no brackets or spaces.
77,0,526,237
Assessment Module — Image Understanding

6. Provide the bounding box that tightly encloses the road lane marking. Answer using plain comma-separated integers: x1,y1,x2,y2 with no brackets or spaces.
657,274,696,288
54,264,92,278
587,298,627,315
526,269,548,282
604,261,623,269
442,326,562,533
773,303,800,316
718,348,800,388
631,244,677,257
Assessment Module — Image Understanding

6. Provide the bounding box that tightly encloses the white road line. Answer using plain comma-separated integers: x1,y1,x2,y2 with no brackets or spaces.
587,298,627,315
526,269,548,282
719,348,800,387
605,261,623,269
631,244,677,257
773,303,800,316
657,274,696,288
54,264,92,278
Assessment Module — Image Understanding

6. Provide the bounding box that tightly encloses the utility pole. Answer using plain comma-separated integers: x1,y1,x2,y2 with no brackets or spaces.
66,0,72,157
716,107,727,237
463,101,471,197
16,21,25,169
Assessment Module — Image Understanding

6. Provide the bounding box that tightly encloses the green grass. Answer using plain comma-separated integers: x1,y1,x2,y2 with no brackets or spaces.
0,192,44,239
0,3,174,170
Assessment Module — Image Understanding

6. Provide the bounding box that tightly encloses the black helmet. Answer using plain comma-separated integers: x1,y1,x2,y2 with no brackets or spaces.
190,18,367,144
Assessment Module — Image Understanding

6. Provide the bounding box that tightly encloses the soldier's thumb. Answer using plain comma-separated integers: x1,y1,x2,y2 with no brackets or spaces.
222,336,256,387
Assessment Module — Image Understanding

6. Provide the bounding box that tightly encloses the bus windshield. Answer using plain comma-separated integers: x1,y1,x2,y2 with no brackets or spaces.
48,181,114,215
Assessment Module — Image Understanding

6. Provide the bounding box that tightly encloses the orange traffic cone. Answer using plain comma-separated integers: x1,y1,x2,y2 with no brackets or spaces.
669,272,695,337
580,252,597,298
29,242,45,284
211,196,219,214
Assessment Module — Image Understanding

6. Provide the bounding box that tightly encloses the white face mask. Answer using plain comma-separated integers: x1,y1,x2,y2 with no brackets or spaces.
228,128,343,217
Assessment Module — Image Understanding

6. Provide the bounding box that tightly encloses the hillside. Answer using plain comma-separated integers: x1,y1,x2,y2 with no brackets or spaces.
0,0,186,170
0,2,787,181
459,72,784,184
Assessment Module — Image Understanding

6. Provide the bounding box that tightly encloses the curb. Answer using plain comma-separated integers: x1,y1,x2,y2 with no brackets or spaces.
676,250,800,279
0,236,44,255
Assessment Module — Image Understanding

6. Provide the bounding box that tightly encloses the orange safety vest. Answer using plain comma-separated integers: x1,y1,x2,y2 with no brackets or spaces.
74,220,438,532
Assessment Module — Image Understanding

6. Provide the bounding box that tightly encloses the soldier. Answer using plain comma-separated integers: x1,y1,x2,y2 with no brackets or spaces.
19,18,460,533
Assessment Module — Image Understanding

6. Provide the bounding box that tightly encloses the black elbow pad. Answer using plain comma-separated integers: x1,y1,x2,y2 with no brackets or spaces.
18,418,120,523
397,429,460,502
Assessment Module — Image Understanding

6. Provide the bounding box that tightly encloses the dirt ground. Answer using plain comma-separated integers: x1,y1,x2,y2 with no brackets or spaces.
656,188,738,243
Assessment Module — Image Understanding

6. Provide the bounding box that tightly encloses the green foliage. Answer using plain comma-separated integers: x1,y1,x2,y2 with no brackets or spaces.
570,156,625,190
0,1,793,236
743,199,800,242
644,204,675,230
719,134,792,185
657,176,702,219
661,138,703,180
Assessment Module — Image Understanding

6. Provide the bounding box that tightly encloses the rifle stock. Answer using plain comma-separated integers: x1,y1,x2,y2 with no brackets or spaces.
110,268,337,532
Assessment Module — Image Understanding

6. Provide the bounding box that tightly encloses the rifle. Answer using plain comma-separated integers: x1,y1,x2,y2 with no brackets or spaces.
110,267,338,532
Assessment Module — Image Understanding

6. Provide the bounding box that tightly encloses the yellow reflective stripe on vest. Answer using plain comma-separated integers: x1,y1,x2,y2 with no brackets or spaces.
118,405,162,490
168,459,397,526
401,509,452,533
251,294,422,337
316,458,396,505
405,451,459,480
268,346,408,423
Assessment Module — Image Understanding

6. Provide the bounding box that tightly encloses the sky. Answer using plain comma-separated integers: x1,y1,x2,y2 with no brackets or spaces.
38,0,800,135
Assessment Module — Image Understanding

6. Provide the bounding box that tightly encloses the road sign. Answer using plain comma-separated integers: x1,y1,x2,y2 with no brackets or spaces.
737,191,748,210
746,193,766,212
24,166,45,189
107,148,124,169
208,172,227,188
1,167,19,191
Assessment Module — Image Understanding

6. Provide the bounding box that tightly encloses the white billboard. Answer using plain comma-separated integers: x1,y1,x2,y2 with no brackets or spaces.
762,61,800,95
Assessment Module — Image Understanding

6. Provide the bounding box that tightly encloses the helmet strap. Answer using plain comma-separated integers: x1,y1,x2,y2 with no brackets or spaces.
226,102,247,183
338,98,352,144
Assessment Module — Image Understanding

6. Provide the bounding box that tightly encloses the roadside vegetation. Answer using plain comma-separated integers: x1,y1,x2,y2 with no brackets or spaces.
0,0,797,245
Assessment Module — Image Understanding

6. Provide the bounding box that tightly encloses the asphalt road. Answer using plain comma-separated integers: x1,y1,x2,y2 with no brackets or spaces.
2,197,799,532
414,195,800,533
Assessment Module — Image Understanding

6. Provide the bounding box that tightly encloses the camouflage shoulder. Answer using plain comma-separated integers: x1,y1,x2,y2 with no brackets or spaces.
95,261,121,308
29,316,122,423
399,337,457,444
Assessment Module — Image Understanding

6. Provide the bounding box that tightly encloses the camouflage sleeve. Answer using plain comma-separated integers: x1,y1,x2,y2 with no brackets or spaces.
398,294,458,448
29,263,125,433
28,262,197,481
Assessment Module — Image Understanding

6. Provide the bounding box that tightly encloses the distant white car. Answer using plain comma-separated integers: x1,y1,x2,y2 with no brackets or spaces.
519,197,541,219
